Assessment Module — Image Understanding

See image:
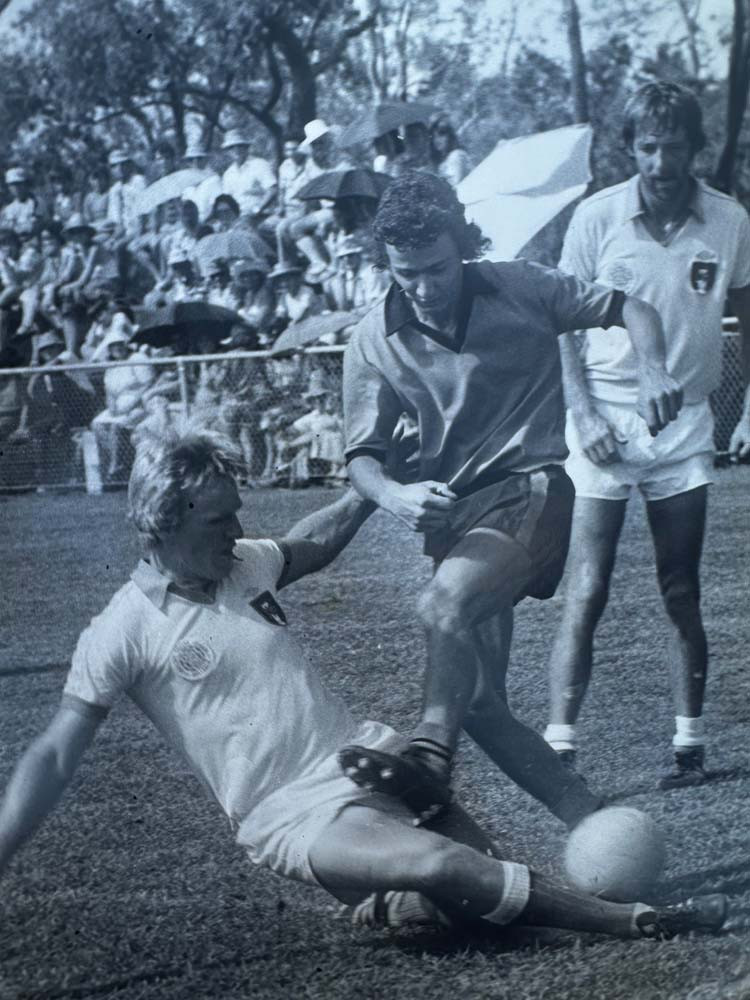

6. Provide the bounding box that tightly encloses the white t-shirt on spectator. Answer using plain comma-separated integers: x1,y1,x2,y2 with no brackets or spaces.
222,158,277,216
106,174,148,234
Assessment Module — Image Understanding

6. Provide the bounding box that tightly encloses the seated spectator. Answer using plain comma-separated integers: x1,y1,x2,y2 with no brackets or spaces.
372,129,404,176
325,235,388,314
143,247,201,309
0,228,41,355
18,224,65,349
226,259,273,330
91,326,154,483
204,258,234,308
82,168,111,226
0,168,38,237
429,115,471,186
268,263,325,335
288,371,346,485
81,306,136,363
160,198,203,277
220,129,277,222
181,141,223,224
277,137,309,217
54,214,112,356
106,149,147,239
47,171,77,227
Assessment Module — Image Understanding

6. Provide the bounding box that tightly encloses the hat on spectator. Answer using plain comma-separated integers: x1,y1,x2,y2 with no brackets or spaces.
303,370,330,400
102,317,133,349
221,129,251,150
183,141,210,160
63,213,96,237
231,257,268,278
5,167,27,185
268,261,302,281
335,235,364,257
36,331,65,352
108,149,134,167
299,119,332,149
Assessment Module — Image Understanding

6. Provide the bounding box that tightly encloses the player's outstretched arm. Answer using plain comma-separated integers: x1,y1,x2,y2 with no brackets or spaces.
279,488,377,587
727,285,750,459
0,704,103,879
621,295,683,436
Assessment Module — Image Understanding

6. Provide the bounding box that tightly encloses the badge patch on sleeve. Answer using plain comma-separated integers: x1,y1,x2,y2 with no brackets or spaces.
250,591,288,626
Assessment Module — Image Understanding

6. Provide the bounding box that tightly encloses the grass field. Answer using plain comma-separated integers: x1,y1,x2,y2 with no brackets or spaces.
1,471,749,1000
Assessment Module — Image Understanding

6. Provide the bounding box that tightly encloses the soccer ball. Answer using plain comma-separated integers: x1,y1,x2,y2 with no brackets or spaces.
564,806,667,902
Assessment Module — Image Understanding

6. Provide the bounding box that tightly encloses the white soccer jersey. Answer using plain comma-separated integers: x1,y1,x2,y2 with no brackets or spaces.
63,539,358,833
560,175,750,405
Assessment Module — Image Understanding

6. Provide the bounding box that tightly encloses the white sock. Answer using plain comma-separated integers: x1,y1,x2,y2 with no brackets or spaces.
673,715,705,749
481,862,531,926
544,723,576,752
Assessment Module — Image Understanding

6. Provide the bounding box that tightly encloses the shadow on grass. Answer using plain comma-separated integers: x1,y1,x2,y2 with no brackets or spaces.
659,856,750,899
357,921,581,960
604,766,749,804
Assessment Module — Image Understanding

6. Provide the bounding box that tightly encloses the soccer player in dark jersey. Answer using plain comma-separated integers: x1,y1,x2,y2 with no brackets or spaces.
340,171,682,828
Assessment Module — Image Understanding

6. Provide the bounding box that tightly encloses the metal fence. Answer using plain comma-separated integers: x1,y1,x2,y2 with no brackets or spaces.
0,323,745,493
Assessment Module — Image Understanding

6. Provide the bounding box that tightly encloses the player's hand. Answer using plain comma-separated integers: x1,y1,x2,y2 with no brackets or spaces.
636,366,683,437
383,481,457,532
574,408,623,465
729,416,750,461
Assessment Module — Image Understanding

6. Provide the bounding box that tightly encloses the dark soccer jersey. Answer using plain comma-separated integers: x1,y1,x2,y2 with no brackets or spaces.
343,259,622,494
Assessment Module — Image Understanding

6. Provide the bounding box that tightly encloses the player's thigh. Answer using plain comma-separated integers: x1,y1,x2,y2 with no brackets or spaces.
564,496,628,594
308,802,459,902
646,485,707,588
425,529,532,629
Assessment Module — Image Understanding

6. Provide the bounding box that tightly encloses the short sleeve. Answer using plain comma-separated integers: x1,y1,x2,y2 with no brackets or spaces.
233,538,287,588
730,208,750,290
63,611,136,710
343,326,403,459
559,204,599,281
529,262,622,334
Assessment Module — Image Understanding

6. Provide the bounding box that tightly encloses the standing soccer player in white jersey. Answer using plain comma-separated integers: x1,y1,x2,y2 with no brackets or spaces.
0,429,728,944
544,82,750,788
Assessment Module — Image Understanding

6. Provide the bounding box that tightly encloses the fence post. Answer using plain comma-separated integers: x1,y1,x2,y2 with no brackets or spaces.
177,359,190,421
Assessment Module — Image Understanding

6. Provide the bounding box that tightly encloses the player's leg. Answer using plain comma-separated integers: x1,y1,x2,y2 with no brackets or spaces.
646,485,709,788
308,803,726,939
545,497,627,760
465,611,602,829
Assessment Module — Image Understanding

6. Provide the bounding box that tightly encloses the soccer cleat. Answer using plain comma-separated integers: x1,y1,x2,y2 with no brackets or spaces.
351,891,452,931
636,893,728,940
659,746,708,790
338,743,453,823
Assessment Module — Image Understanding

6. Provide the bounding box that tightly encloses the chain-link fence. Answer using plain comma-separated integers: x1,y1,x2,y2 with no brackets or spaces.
0,347,345,493
0,321,745,493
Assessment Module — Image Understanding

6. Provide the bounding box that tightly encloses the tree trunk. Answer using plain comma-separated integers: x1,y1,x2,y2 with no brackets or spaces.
562,0,589,123
263,14,317,138
714,0,750,193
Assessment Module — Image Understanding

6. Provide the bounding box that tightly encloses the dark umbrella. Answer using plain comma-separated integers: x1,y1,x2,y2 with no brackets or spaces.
269,310,362,355
133,301,247,348
295,169,392,202
338,101,438,147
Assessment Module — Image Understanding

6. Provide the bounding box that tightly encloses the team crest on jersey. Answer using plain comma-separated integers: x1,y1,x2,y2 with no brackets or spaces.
250,590,288,626
603,260,635,292
169,639,215,681
690,251,718,294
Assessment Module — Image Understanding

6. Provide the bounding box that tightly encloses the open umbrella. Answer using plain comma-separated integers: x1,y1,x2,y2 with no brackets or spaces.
295,168,392,202
132,301,246,348
338,101,437,147
269,310,361,355
133,169,210,217
195,228,274,269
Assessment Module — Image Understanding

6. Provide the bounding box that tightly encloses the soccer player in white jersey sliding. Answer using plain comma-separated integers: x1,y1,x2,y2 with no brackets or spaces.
0,430,727,942
544,82,750,788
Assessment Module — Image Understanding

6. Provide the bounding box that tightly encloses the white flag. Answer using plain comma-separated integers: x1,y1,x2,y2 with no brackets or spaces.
457,124,593,261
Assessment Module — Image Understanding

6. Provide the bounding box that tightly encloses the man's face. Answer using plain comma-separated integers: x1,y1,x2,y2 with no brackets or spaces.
385,231,463,321
283,141,299,161
9,182,26,199
165,475,244,584
632,125,694,208
228,144,249,166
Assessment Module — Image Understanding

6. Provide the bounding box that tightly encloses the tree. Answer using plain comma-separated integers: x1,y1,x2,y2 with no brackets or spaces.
714,0,750,193
562,0,589,123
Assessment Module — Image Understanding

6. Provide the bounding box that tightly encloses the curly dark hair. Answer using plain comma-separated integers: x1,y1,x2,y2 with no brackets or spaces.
372,170,489,269
622,81,706,154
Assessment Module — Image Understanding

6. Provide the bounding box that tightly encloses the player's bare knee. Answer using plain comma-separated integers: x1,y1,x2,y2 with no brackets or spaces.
417,583,464,634
660,579,701,630
410,839,471,894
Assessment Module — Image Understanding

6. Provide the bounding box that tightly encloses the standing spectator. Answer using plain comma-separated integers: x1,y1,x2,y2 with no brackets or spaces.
82,168,111,226
106,149,147,238
0,168,38,237
181,141,223,224
429,116,471,187
289,371,346,485
220,129,277,221
544,82,750,789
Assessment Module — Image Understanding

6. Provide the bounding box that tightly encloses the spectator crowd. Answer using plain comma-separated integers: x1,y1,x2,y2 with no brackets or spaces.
0,112,471,491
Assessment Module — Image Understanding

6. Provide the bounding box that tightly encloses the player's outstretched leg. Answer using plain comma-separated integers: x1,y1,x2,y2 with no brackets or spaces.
647,487,710,790
308,801,729,940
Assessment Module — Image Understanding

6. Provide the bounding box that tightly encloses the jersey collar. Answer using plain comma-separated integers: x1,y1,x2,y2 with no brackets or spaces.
131,558,171,610
625,173,705,225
